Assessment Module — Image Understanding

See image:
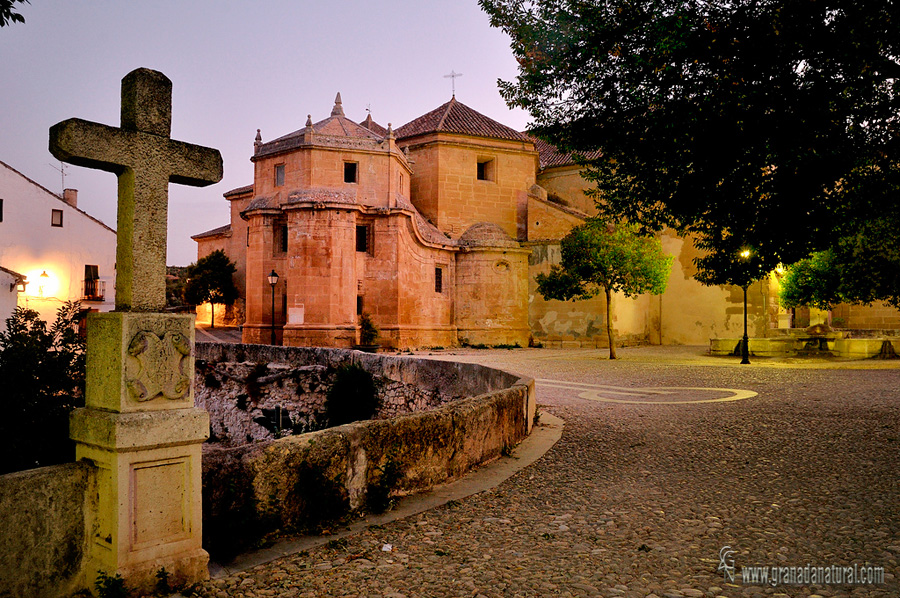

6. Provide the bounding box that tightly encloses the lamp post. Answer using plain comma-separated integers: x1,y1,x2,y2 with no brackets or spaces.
739,249,751,365
267,269,279,345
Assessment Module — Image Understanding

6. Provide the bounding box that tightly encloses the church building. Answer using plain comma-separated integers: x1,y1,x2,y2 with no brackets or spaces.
194,94,900,350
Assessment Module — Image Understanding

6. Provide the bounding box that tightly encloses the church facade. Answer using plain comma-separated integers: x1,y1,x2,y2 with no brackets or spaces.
194,94,900,350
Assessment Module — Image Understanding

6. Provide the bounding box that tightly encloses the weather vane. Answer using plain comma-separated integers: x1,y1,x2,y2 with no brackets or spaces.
444,70,463,97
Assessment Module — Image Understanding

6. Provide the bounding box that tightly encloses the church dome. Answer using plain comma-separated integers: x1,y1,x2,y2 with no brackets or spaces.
458,222,519,248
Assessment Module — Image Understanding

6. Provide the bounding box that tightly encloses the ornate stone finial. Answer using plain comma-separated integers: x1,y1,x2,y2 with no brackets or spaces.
386,122,394,140
254,129,262,153
306,114,313,127
331,92,344,117
255,129,262,142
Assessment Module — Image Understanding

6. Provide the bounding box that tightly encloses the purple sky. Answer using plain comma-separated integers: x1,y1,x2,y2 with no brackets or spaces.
0,1,530,265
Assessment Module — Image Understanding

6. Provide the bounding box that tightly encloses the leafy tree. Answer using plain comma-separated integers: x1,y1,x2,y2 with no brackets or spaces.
0,0,28,27
0,302,85,474
481,0,900,283
166,265,189,308
778,251,845,311
535,221,672,358
183,250,238,328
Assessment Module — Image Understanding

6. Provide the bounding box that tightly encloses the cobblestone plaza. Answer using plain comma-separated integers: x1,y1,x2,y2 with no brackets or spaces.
192,346,899,598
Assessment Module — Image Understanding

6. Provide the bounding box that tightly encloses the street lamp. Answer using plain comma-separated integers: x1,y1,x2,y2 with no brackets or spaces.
739,249,751,365
267,269,279,345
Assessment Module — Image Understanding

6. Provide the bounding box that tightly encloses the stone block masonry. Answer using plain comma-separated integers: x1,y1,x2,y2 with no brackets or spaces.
49,67,222,595
196,342,535,559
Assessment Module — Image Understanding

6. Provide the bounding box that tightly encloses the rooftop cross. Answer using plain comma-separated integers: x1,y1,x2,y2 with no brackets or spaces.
444,70,463,97
49,68,223,312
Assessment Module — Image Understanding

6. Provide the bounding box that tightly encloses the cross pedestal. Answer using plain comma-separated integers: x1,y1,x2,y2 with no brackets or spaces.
51,68,222,594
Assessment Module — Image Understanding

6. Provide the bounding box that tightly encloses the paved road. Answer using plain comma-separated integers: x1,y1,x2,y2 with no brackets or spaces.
191,346,900,598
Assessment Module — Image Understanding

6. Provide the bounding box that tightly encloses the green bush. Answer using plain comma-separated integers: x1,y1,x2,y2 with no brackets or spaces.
0,302,85,474
324,364,379,426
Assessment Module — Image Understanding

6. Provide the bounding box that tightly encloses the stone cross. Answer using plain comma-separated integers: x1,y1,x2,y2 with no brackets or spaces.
50,67,223,311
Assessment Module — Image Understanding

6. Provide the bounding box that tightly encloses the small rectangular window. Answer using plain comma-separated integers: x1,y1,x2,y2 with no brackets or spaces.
51,209,63,227
275,164,285,187
0,198,4,222
344,162,358,184
357,295,363,315
477,158,495,181
435,266,443,293
356,224,371,253
273,220,288,255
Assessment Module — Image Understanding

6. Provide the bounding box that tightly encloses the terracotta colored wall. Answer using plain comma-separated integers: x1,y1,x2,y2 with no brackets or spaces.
254,143,411,210
405,135,537,240
394,218,457,348
526,195,583,241
242,213,288,345
526,241,649,348
455,248,530,346
281,208,357,348
536,166,597,216
653,233,774,345
830,302,900,330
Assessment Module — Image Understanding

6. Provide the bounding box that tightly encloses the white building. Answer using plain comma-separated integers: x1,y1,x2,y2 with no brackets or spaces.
0,160,116,329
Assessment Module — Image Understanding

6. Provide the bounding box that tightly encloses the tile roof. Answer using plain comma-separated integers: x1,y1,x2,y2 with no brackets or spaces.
224,184,253,198
359,114,388,137
0,265,26,281
255,95,384,159
530,136,602,169
191,224,232,240
396,97,530,142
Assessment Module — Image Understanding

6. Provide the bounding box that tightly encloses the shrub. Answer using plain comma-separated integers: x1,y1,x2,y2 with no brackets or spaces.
0,302,85,474
358,313,379,346
324,364,379,426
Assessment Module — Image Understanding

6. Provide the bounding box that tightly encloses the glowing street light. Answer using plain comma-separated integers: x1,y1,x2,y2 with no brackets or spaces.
267,270,279,345
739,249,751,365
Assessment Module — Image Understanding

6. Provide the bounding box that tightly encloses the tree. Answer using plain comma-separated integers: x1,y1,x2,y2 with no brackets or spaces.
183,250,238,328
535,221,672,358
480,0,900,283
778,251,845,311
0,302,85,474
0,0,28,27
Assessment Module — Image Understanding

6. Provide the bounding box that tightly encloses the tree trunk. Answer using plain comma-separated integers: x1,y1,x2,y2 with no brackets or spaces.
605,286,617,359
210,302,215,329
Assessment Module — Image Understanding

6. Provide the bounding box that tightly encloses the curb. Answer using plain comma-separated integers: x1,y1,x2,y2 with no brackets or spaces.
209,409,565,578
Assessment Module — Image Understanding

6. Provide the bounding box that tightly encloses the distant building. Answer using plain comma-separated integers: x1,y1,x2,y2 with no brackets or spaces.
0,160,116,328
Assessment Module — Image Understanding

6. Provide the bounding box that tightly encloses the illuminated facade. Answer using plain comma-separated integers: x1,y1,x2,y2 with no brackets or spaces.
0,160,116,328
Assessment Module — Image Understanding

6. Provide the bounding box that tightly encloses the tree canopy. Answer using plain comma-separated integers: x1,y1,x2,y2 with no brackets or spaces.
0,302,85,473
481,0,900,285
183,250,238,327
535,220,672,358
0,0,28,27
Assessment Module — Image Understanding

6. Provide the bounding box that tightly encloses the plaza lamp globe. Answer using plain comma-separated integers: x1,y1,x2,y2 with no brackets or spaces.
268,270,279,345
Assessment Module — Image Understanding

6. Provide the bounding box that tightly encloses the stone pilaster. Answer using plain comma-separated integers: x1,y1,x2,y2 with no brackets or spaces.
70,312,209,591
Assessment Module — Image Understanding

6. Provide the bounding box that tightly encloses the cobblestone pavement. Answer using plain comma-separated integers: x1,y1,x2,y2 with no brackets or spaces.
190,346,900,598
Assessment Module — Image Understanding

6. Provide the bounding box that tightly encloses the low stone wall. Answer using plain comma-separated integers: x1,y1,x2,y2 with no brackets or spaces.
195,344,465,446
0,462,96,598
197,343,535,560
709,337,900,358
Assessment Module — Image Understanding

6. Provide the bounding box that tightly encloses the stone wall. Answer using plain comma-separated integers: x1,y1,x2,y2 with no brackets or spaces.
0,462,95,598
195,345,463,447
197,342,535,560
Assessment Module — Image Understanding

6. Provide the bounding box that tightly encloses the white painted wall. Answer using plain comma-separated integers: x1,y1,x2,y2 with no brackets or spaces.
0,160,116,325
0,269,20,333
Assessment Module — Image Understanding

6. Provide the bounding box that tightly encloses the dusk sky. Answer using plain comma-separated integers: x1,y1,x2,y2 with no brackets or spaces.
0,1,530,265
